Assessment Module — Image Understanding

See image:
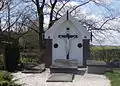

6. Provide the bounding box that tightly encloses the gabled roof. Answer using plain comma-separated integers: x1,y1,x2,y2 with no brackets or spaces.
45,13,91,39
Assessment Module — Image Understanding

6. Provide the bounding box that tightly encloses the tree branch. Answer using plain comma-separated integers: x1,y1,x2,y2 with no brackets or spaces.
70,0,91,13
17,22,39,34
0,0,8,11
99,17,115,29
3,7,26,32
31,0,36,5
80,16,117,31
27,17,39,29
55,0,70,19
48,0,57,28
17,29,30,39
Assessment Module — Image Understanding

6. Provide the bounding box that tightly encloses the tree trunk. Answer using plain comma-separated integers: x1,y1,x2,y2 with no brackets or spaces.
38,9,44,50
35,0,45,63
48,0,57,28
35,0,45,51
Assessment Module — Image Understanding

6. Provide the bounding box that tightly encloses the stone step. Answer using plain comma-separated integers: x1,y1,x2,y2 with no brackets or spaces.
50,67,87,74
50,67,78,74
52,59,78,67
50,59,78,74
46,73,74,82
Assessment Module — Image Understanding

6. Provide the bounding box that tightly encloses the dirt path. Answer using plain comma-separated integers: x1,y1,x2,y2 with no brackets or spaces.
13,69,111,86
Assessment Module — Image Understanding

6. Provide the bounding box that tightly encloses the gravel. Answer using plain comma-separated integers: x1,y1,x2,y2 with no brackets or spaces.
12,69,111,86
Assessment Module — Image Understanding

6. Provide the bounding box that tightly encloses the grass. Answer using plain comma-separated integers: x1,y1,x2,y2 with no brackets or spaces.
0,71,21,86
0,72,6,81
91,46,120,86
90,46,120,51
106,69,120,86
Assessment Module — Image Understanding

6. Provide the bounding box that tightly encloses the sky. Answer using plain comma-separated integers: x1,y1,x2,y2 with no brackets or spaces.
48,0,120,46
1,0,120,46
70,0,120,46
88,0,120,46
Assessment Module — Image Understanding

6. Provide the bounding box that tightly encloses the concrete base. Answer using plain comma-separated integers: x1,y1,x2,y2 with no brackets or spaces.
87,60,106,74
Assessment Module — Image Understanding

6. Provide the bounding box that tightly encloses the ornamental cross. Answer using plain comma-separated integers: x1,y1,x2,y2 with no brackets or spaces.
58,28,78,59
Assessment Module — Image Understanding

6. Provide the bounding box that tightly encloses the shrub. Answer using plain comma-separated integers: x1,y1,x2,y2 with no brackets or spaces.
4,42,20,72
20,56,39,64
90,46,120,62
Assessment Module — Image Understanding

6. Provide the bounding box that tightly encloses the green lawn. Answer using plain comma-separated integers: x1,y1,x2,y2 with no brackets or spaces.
91,46,120,51
0,71,21,86
106,70,120,86
0,72,6,81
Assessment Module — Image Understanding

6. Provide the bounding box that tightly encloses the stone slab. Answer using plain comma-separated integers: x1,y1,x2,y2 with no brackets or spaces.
88,66,106,74
46,73,74,82
22,69,45,73
87,60,106,74
87,60,106,66
22,64,45,73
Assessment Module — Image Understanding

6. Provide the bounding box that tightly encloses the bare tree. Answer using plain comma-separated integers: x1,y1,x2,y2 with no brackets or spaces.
0,0,8,11
28,0,94,51
0,0,32,45
11,0,120,63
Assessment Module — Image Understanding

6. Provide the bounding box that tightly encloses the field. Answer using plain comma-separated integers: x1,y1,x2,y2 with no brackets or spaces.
90,46,120,51
90,46,120,62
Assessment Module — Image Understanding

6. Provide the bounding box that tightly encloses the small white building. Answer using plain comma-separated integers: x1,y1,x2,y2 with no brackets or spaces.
43,13,91,67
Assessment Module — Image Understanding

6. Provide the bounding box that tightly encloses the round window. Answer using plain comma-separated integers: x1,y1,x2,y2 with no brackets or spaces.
78,43,82,48
54,43,58,48
66,28,70,30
